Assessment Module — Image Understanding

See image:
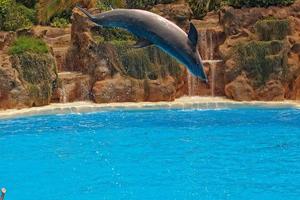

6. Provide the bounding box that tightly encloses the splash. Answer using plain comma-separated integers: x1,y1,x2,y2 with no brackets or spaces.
0,97,299,120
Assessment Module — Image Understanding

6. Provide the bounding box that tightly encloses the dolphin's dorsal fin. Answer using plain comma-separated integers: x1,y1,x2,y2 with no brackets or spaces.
188,23,198,47
132,38,153,48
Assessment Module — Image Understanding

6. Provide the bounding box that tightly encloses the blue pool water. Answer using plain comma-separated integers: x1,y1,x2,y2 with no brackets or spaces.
0,107,300,200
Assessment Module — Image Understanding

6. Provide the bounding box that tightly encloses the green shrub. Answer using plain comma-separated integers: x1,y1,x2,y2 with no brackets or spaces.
226,0,295,8
50,17,69,28
189,0,221,19
0,0,10,29
16,0,36,8
126,0,176,9
254,19,290,41
92,26,135,41
13,53,57,106
235,40,287,85
0,0,36,31
98,0,126,9
147,46,182,78
93,35,105,44
9,36,49,55
111,41,181,80
49,9,72,25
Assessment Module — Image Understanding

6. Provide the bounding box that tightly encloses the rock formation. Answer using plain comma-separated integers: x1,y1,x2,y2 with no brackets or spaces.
65,7,187,103
0,32,57,109
220,0,300,101
2,0,300,110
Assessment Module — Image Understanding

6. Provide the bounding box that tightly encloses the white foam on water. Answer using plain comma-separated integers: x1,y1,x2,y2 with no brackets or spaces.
0,97,299,120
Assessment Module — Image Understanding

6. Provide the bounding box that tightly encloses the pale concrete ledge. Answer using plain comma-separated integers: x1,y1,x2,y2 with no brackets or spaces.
0,97,299,120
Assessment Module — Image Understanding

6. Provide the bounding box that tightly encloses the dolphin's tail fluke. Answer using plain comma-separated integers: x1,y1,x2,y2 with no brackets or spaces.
76,6,96,22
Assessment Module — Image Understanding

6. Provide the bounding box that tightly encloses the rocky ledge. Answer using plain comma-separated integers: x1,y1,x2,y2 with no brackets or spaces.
1,0,300,110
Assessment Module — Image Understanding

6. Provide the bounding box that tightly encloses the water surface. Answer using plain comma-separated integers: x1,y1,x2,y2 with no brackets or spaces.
0,107,299,200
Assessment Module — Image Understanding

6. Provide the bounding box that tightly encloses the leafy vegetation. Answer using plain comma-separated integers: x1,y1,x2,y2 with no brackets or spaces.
92,26,135,42
12,52,57,106
111,41,182,80
9,36,49,55
50,17,69,28
36,0,96,24
235,40,288,86
126,0,176,9
225,0,295,8
0,0,36,31
2,0,295,28
98,0,126,9
254,19,290,41
16,0,36,8
188,0,221,19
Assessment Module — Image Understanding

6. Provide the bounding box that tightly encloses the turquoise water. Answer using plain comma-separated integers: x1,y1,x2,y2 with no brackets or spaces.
0,107,300,200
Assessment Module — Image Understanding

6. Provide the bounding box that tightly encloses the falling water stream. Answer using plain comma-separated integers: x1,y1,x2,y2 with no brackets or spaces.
187,29,223,97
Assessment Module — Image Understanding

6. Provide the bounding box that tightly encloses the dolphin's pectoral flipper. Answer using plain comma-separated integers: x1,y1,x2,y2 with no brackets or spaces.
132,38,153,48
188,23,198,48
76,6,97,23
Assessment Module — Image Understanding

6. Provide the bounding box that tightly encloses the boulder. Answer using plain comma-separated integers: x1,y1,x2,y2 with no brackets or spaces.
0,56,29,109
52,72,91,103
92,75,145,103
31,26,71,72
11,52,58,107
256,80,285,101
0,51,57,110
291,75,300,100
225,75,255,101
146,76,177,102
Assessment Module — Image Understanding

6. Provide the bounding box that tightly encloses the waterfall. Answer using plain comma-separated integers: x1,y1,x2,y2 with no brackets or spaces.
188,72,193,96
210,63,216,97
61,86,67,103
186,27,224,97
187,29,215,96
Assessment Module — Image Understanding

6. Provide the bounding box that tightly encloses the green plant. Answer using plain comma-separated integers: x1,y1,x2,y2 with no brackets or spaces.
189,0,221,19
126,0,176,9
98,0,126,9
16,0,36,8
110,41,181,80
9,36,49,55
36,0,96,24
0,0,35,31
235,40,287,86
12,53,57,106
254,19,290,41
92,26,135,41
50,17,69,28
0,0,11,29
225,0,295,8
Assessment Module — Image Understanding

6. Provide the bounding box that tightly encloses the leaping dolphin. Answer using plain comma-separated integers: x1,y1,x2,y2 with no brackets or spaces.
76,6,208,83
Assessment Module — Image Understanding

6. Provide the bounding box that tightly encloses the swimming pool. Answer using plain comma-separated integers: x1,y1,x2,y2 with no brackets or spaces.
0,107,299,200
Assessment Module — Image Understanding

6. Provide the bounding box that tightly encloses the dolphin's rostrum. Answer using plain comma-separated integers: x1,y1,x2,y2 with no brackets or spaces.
77,6,208,82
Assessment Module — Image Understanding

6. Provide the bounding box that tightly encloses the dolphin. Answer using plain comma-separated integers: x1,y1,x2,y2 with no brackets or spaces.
76,6,208,83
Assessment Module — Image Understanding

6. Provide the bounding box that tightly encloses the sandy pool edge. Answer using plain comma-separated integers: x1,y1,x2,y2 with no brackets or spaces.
0,96,299,119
